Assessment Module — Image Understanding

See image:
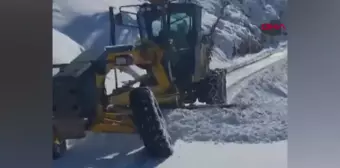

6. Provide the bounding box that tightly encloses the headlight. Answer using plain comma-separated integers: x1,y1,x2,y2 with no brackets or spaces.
115,57,127,65
112,54,133,66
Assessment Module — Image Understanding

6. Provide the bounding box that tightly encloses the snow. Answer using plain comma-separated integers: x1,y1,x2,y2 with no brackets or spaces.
52,28,84,75
53,0,287,61
54,134,286,168
53,0,142,50
165,55,287,144
52,0,288,167
210,41,286,69
52,28,84,64
196,0,287,59
226,48,287,88
160,140,286,168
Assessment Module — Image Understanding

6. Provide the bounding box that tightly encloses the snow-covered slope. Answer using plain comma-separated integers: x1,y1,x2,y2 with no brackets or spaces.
53,0,141,50
198,0,287,59
53,0,287,62
52,28,84,75
53,28,84,64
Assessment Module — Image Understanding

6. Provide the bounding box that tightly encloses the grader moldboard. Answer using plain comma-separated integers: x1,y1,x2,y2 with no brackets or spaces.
52,0,232,160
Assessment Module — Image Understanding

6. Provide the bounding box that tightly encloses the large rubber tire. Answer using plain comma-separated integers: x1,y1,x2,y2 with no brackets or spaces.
129,87,173,158
53,127,67,160
197,69,227,104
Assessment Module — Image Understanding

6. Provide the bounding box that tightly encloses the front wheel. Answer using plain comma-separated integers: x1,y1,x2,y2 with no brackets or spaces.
129,87,173,158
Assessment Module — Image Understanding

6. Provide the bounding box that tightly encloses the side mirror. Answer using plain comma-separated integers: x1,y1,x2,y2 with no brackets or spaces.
108,7,124,26
115,12,139,28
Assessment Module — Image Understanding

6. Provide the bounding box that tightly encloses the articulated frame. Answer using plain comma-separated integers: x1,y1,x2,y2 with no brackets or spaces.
90,42,180,134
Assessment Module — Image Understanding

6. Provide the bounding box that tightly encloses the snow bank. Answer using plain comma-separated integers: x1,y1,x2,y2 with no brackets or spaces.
166,57,287,143
53,28,84,64
53,0,141,50
52,28,84,75
52,27,143,89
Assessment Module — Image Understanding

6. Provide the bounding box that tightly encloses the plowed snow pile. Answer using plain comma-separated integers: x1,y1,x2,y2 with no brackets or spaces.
166,58,287,143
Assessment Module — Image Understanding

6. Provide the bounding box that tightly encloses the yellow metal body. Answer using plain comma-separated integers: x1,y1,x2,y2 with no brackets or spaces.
89,41,179,133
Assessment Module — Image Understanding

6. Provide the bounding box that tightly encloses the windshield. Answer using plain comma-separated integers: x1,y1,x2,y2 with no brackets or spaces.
151,17,162,36
136,7,192,47
168,12,192,49
169,13,190,34
136,7,164,42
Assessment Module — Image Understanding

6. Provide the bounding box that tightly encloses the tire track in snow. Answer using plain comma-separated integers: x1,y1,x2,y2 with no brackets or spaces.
227,49,287,101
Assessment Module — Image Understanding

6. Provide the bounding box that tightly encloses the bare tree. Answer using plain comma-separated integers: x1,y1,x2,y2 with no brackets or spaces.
202,0,230,61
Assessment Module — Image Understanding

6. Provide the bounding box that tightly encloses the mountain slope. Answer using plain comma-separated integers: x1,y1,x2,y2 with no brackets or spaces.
53,0,287,61
52,28,84,75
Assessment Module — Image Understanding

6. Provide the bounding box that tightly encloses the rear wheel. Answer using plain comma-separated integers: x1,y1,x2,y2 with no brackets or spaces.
129,87,173,158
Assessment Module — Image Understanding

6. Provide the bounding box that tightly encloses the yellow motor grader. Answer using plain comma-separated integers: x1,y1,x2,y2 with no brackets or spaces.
52,0,229,159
